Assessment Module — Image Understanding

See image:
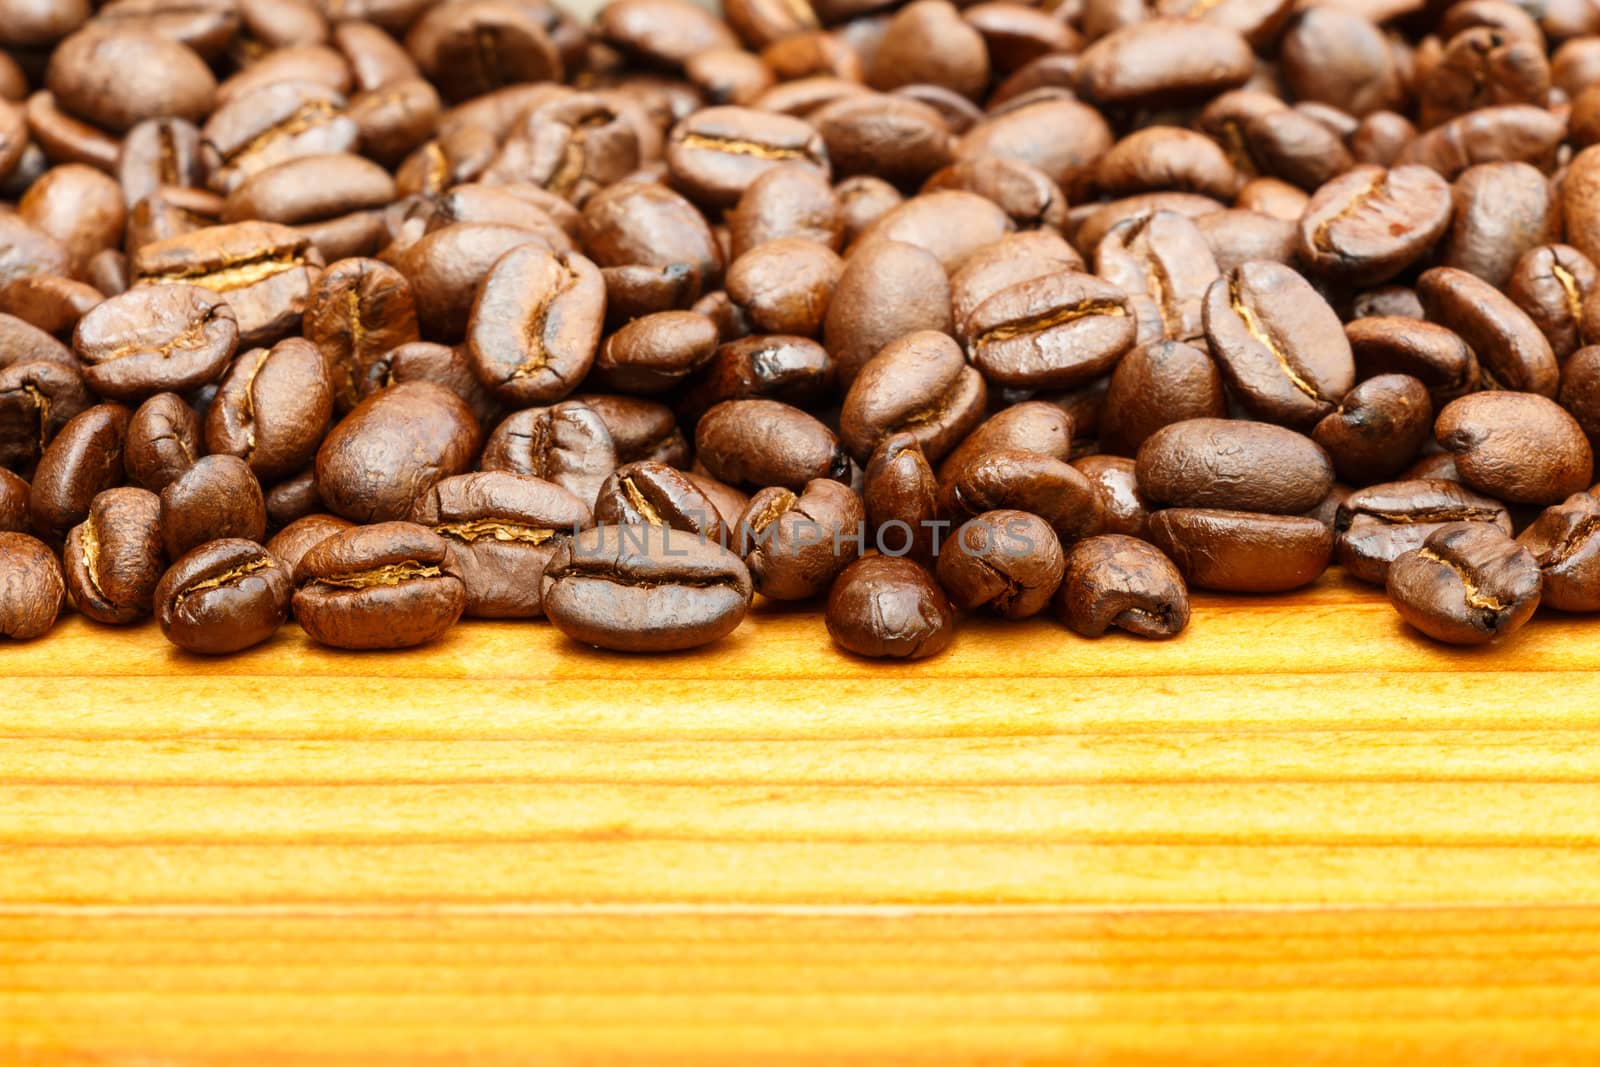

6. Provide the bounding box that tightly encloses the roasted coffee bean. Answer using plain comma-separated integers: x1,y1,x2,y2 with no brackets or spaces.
1297,165,1452,286
265,469,321,529
593,311,720,394
125,393,202,493
725,239,843,338
1386,521,1540,645
959,96,1112,201
961,271,1135,390
221,153,395,260
466,246,603,405
1137,419,1334,515
0,275,102,339
595,461,725,546
825,555,955,660
63,486,164,624
158,454,266,561
729,164,843,258
1435,391,1593,505
359,341,498,428
1334,479,1512,585
1234,176,1312,220
939,450,1104,547
1508,245,1598,361
47,28,215,133
481,401,617,507
205,337,334,482
0,469,28,533
1054,534,1189,640
935,508,1064,619
1150,508,1332,593
575,394,690,468
1561,146,1600,270
1076,19,1254,109
679,335,832,420
1311,375,1434,486
19,164,126,277
1349,286,1425,321
0,532,65,640
1345,317,1479,403
391,222,552,341
1279,7,1401,117
823,239,952,386
0,360,93,470
1517,493,1600,612
303,258,420,412
483,93,640,204
736,478,865,600
697,399,852,491
1438,162,1561,289
1397,105,1564,180
853,190,1012,274
1074,455,1152,539
868,0,989,98
936,400,1074,482
665,106,830,210
1559,345,1600,440
1420,26,1549,128
410,471,591,618
292,520,466,649
1196,210,1299,275
1202,262,1355,428
579,181,723,289
317,381,481,522
596,0,740,70
154,538,292,654
840,331,987,464
1093,211,1217,347
834,175,904,245
863,432,940,565
30,404,130,538
1100,341,1228,456
541,524,753,652
264,512,354,578
132,221,322,347
923,158,1067,233
808,94,952,189
1095,127,1239,203
73,285,238,401
406,0,563,104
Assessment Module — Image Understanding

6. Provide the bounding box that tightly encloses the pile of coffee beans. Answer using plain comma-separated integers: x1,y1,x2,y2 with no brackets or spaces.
5,0,1600,656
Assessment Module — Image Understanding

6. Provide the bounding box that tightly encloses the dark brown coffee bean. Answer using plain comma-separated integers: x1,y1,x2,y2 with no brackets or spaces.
265,469,321,529
358,340,497,428
1312,374,1434,486
697,399,852,491
0,469,28,533
736,478,864,600
406,0,563,104
1149,508,1333,593
0,532,65,640
840,330,987,463
1137,419,1334,515
1073,455,1151,539
685,46,775,107
425,185,579,249
1517,492,1600,612
46,28,215,133
1559,345,1600,441
1054,534,1189,639
950,231,1084,335
124,186,224,257
853,190,1012,274
0,213,71,290
1234,176,1312,220
825,555,954,659
63,486,164,624
0,360,93,471
1420,26,1550,129
1438,162,1561,290
292,520,466,649
1350,110,1416,167
481,400,618,506
596,0,740,70
347,76,441,166
303,257,420,412
665,106,830,210
1346,317,1479,404
868,0,989,98
466,245,603,405
574,393,690,468
316,381,481,522
1233,108,1354,192
1096,127,1240,202
962,271,1135,390
936,401,1074,482
1334,478,1512,585
922,158,1067,233
1349,286,1424,321
1297,165,1452,286
154,538,292,654
125,392,202,493
602,264,703,326
679,335,833,421
579,181,724,288
1508,244,1597,362
809,93,952,189
158,454,266,561
222,153,396,260
724,239,843,339
1435,391,1593,505
1077,19,1254,109
483,93,641,204
823,239,951,386
939,450,1105,547
1417,267,1557,396
935,508,1064,618
0,275,102,339
1278,7,1401,117
863,432,940,565
264,512,353,578
541,523,753,652
1093,211,1218,347
1201,261,1355,428
1387,521,1540,645
595,460,724,546
73,285,239,401
205,337,334,482
200,80,356,193
728,164,843,258
592,311,719,395
1100,341,1227,456
1396,105,1564,180
724,0,819,49
391,222,552,341
19,164,126,277
834,175,904,246
30,403,130,538
409,471,592,618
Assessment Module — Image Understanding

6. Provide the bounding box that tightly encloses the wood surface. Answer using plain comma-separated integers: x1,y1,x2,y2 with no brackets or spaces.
4,570,1600,1064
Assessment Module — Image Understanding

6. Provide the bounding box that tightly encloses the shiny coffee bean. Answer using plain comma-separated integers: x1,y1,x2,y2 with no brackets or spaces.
30,404,131,538
679,335,832,420
0,470,28,533
666,106,830,210
1439,162,1561,290
936,400,1073,482
154,538,292,654
1435,391,1593,505
205,338,334,482
736,478,865,600
0,533,66,640
825,555,955,660
317,381,481,522
1149,508,1333,593
158,454,266,561
935,508,1064,619
1387,521,1541,645
0,360,94,471
725,238,843,338
1054,534,1190,640
1100,340,1227,456
962,271,1135,390
1093,211,1217,347
1417,267,1558,396
840,330,987,464
264,513,354,579
73,285,239,401
1334,479,1512,585
303,257,420,412
576,394,690,468
1073,455,1151,540
467,245,604,405
823,239,951,386
595,461,725,545
359,341,499,428
696,399,852,492
1345,317,1480,404
1297,165,1452,286
594,312,719,394
1517,493,1600,612
480,400,617,507
292,520,466,649
1137,419,1334,515
1311,374,1434,486
125,393,203,493
939,450,1104,547
63,486,164,624
863,432,940,565
1508,244,1598,362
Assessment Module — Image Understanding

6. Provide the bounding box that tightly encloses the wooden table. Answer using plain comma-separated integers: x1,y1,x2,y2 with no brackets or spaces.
4,571,1600,1064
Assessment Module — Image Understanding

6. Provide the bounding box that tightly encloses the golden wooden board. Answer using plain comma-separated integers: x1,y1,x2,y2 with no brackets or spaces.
4,571,1599,1063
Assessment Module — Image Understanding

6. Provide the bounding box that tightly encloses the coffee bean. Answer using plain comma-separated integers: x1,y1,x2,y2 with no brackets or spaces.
1279,7,1401,117
1434,391,1593,505
1054,534,1189,639
467,245,604,405
1077,19,1254,109
317,381,482,522
853,190,1012,273
303,257,420,412
1149,508,1332,592
292,520,466,649
158,454,266,560
698,398,852,491
1196,210,1299,274
1202,261,1354,428
541,523,753,652
154,538,292,654
1297,165,1453,286
834,175,903,245
1421,26,1549,128
1517,492,1600,612
809,93,952,189
73,285,239,401
579,181,723,288
0,360,93,471
1137,419,1334,515
924,158,1067,233
863,432,940,565
407,0,563,104
484,93,640,203
937,400,1074,481
47,28,215,133
939,450,1105,547
264,512,354,578
392,222,552,341
205,337,334,482
1334,478,1512,585
869,0,989,98
596,0,740,70
222,153,396,260
1438,162,1561,289
736,478,865,600
1100,341,1227,456
0,275,102,339
63,486,164,624
0,469,28,533
125,393,202,493
725,239,843,338
1349,286,1424,321
1397,105,1564,180
1345,317,1480,404
1558,345,1600,441
1093,211,1218,346
935,508,1064,618
840,330,987,463
359,341,499,428
575,393,690,468
265,469,321,529
595,461,725,545
962,271,1135,390
1073,455,1151,539
823,239,951,386
1097,127,1240,201
481,400,617,507
728,164,843,257
679,334,832,420
0,532,66,648
1387,521,1541,644
20,164,126,278
1311,374,1434,485
666,106,830,209
30,403,130,538
825,555,955,659
1510,244,1598,361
